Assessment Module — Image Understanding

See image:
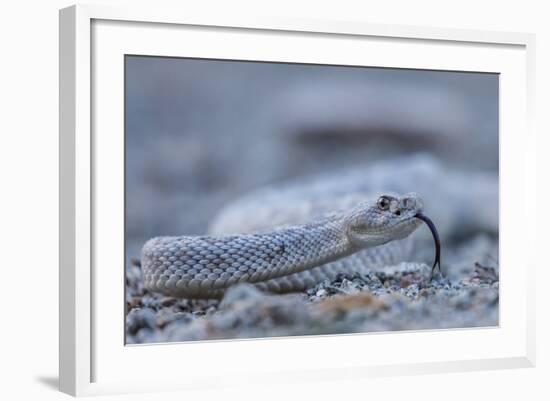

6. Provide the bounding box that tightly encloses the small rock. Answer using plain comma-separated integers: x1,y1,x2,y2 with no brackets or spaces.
399,275,413,288
317,292,387,314
156,310,192,328
127,297,142,309
220,283,264,309
126,308,156,335
161,297,178,307
340,278,360,294
316,288,328,298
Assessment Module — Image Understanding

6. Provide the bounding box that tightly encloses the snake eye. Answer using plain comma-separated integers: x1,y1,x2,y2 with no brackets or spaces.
377,196,391,211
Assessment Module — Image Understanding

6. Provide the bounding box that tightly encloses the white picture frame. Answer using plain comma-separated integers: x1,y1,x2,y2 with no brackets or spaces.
59,4,536,397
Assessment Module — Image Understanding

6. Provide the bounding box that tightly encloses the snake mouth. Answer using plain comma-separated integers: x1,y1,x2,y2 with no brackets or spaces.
415,212,441,279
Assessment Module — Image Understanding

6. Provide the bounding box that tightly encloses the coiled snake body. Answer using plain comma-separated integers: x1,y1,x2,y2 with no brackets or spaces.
141,156,497,299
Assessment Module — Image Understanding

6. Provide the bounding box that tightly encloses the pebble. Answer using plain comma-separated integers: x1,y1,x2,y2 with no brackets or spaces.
315,288,328,298
126,308,157,335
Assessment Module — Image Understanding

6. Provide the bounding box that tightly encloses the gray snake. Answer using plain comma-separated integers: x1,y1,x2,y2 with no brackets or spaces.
141,155,497,299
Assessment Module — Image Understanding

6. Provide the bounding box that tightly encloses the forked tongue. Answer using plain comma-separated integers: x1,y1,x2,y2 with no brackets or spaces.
414,213,441,280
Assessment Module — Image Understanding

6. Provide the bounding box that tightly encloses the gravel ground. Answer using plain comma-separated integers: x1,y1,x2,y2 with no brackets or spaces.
126,235,498,344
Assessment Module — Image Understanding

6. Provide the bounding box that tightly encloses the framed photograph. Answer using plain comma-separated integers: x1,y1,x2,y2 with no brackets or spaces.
59,4,536,396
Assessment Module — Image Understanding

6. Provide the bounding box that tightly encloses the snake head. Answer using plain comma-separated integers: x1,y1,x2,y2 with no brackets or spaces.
345,193,425,248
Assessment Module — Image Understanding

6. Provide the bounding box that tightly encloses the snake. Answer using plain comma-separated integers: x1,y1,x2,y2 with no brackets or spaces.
141,195,440,299
140,155,497,299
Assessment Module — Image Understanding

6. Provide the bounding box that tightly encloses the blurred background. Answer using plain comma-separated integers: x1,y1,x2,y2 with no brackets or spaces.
125,55,498,258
